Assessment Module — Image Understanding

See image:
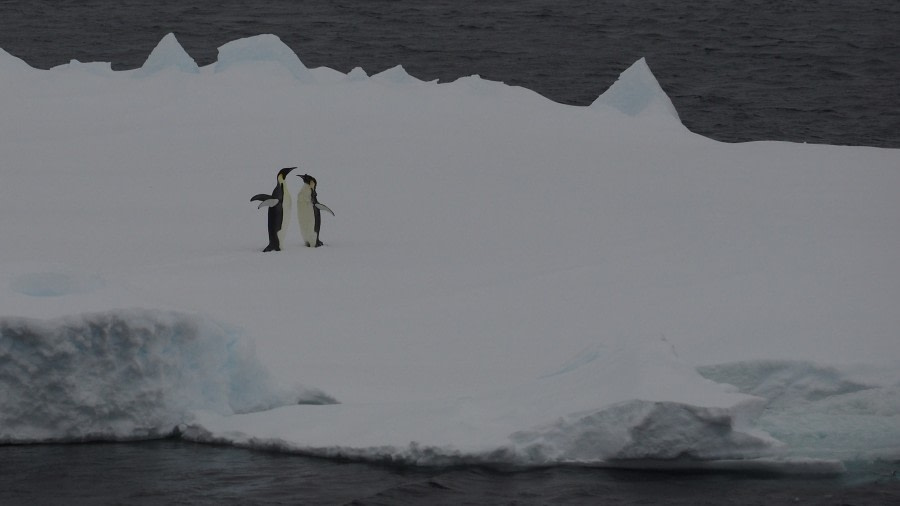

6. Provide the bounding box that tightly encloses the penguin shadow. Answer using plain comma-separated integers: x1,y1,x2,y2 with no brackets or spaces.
251,168,334,252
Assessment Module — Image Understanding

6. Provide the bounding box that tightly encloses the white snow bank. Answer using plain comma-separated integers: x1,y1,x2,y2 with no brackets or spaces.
181,339,783,468
592,57,680,120
0,309,331,443
133,33,199,77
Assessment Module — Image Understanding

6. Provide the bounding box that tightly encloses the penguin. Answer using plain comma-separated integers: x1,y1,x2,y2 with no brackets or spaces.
251,167,295,251
296,174,335,247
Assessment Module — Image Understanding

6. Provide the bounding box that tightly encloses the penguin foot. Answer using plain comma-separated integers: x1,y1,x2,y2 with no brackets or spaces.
263,245,280,252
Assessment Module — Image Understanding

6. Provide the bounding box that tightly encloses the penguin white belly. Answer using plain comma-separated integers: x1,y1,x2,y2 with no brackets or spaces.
296,187,317,246
278,190,292,246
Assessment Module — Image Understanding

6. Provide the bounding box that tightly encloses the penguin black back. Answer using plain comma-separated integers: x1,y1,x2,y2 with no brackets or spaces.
251,167,295,251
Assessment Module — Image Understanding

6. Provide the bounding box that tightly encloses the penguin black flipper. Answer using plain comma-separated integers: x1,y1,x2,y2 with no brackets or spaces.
251,194,280,209
315,202,335,217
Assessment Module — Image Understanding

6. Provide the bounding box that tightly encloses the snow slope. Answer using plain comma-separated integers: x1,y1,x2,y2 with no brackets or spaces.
1,34,898,470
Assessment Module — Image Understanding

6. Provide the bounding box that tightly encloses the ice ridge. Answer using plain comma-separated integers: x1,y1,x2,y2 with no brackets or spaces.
0,309,322,443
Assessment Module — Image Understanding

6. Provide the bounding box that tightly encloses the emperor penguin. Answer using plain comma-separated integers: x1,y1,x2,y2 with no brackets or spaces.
251,167,295,251
296,174,335,247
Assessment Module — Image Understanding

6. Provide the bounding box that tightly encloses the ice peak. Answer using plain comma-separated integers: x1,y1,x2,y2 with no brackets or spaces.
592,58,680,121
135,33,199,77
346,66,368,81
215,34,313,82
371,64,430,84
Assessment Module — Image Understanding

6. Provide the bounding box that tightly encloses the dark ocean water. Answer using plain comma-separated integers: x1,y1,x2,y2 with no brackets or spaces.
1,442,899,505
2,1,900,503
1,0,899,147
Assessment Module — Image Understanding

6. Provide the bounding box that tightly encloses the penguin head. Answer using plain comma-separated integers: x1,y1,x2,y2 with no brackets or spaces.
297,173,317,189
277,167,296,182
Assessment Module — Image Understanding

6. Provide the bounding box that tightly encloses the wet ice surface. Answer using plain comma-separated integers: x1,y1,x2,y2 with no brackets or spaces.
9,270,104,298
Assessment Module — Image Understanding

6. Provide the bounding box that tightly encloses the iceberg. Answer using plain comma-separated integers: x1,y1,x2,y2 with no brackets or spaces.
0,34,898,474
